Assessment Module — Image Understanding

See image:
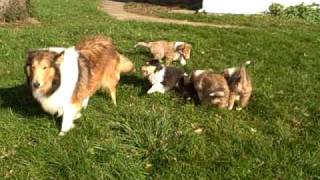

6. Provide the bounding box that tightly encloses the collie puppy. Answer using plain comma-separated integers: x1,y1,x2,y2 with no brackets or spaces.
25,36,135,136
141,59,187,94
135,40,192,66
175,76,198,101
223,61,252,110
191,70,230,108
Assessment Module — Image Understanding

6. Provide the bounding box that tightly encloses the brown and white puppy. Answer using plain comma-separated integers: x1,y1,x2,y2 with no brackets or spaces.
141,59,187,94
223,61,252,110
135,40,192,66
191,70,230,108
25,36,135,136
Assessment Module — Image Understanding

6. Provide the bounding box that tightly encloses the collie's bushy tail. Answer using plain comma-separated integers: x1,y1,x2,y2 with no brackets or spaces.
117,53,135,73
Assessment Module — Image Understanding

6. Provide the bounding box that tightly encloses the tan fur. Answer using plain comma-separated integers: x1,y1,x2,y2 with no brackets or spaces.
73,36,135,106
135,40,192,65
223,66,252,110
191,70,230,108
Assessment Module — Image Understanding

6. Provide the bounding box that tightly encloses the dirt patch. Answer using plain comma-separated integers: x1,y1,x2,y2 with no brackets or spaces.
0,17,39,27
101,0,243,28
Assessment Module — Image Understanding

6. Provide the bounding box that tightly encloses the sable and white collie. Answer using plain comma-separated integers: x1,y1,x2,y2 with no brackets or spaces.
25,36,135,136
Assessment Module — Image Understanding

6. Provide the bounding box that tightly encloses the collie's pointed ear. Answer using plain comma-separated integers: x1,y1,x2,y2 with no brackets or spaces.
25,50,37,77
26,50,37,64
53,51,64,65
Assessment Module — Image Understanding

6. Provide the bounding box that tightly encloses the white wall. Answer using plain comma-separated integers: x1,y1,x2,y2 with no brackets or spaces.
200,0,320,14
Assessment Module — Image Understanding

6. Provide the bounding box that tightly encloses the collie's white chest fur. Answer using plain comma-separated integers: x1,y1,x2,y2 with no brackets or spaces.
33,47,79,116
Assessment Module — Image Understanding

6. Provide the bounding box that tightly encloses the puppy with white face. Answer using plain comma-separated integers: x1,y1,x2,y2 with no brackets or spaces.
141,59,186,94
191,70,230,108
223,64,252,110
135,40,192,66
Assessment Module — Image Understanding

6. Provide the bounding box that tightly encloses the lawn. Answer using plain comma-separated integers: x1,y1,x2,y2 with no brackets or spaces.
0,0,320,179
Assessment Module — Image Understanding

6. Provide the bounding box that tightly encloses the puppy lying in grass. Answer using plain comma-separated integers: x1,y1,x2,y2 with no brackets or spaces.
223,61,252,110
191,70,230,108
141,59,190,95
135,40,192,66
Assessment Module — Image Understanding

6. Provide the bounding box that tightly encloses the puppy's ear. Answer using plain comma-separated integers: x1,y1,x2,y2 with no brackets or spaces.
176,44,185,51
223,69,230,80
26,50,37,65
53,51,64,65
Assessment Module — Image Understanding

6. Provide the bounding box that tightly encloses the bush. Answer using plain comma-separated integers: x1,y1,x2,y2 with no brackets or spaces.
269,3,284,16
268,3,320,23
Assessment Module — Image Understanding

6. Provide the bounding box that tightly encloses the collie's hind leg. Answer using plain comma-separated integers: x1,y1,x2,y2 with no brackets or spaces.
102,73,119,105
108,85,117,105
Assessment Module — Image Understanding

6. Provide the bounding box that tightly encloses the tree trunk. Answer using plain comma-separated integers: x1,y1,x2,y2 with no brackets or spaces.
0,0,30,22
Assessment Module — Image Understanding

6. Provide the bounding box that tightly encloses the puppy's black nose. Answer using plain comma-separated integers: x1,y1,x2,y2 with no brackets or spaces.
33,82,40,89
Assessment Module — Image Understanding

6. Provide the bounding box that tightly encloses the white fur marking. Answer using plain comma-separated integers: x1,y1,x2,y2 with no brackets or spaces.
180,57,187,66
148,68,165,85
38,47,66,53
209,91,225,97
147,83,166,94
227,67,237,76
193,70,205,77
147,68,168,94
82,97,90,109
174,42,184,49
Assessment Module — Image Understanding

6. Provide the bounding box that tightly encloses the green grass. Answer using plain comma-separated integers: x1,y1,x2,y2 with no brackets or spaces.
0,0,320,179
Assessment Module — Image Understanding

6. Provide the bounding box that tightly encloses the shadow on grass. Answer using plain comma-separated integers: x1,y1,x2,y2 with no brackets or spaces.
246,91,283,122
0,84,59,120
120,74,150,96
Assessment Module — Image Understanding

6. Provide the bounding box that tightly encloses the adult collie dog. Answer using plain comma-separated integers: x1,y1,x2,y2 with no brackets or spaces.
25,36,135,136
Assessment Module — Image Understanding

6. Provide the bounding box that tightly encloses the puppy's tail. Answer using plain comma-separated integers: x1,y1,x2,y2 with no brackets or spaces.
134,42,151,49
117,53,135,73
242,60,251,67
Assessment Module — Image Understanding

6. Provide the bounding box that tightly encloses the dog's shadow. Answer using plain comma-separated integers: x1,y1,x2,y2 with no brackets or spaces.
120,74,150,97
0,84,45,117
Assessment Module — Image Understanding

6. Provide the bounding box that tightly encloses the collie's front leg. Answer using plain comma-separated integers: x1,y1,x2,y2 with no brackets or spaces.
59,104,81,136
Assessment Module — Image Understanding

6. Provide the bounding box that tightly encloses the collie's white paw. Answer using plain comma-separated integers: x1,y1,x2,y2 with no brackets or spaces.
74,113,81,120
58,131,66,136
